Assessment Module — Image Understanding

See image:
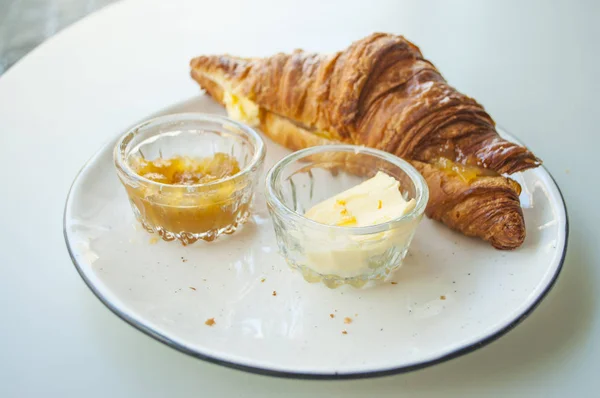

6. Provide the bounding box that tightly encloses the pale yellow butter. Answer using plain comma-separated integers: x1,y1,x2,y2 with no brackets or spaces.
222,91,260,127
302,172,417,278
305,171,416,227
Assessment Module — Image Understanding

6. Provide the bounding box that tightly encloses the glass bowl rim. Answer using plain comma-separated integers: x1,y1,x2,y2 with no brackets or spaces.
265,144,429,235
113,113,266,190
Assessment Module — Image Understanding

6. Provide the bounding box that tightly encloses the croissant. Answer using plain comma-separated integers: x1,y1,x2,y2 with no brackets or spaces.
189,33,541,249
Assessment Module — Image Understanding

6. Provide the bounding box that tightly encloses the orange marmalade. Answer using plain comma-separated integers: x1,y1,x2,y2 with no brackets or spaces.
124,153,248,243
132,153,240,185
433,157,497,184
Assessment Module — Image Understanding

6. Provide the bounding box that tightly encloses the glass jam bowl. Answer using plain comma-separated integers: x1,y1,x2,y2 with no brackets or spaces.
265,145,428,288
114,113,265,245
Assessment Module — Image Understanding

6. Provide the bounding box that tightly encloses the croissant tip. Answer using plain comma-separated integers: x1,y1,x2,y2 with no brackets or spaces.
189,55,203,67
489,211,526,250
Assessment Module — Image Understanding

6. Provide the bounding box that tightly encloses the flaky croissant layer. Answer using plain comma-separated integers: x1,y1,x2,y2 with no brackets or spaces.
190,33,540,249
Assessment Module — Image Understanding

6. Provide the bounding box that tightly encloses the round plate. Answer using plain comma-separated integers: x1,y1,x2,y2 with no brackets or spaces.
64,97,567,378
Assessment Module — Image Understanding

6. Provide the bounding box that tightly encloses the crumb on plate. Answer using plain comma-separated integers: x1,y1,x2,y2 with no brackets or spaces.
272,291,277,296
189,287,196,291
205,318,216,326
440,295,446,300
344,317,352,324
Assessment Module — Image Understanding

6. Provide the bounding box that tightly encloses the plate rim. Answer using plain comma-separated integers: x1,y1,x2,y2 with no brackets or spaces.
63,130,569,380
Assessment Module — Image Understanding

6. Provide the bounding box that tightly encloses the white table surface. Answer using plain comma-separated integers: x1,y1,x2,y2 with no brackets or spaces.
0,0,598,396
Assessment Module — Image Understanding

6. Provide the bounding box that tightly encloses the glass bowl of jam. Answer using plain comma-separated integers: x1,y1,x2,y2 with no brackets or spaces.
114,113,265,244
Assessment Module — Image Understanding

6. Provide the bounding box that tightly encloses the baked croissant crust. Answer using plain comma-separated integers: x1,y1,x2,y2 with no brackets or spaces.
190,33,541,249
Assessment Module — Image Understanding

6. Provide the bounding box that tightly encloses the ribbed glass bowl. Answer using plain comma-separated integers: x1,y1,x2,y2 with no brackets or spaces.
114,113,265,244
265,145,428,288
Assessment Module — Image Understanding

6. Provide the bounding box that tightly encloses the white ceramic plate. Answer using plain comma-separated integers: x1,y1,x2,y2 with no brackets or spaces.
64,96,567,378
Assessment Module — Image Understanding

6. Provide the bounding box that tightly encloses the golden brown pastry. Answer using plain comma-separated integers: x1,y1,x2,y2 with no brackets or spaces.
189,33,541,249
412,161,525,250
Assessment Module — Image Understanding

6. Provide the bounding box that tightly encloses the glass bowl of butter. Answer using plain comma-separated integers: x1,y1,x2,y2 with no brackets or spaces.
265,145,428,288
114,113,265,245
